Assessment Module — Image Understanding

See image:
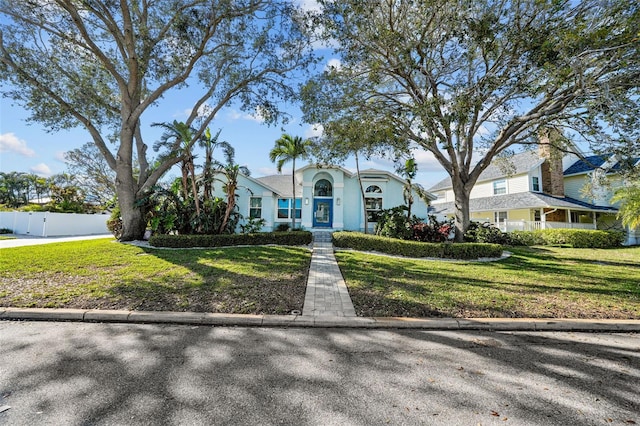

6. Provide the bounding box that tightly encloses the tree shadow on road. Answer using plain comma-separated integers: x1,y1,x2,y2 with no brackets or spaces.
1,322,638,425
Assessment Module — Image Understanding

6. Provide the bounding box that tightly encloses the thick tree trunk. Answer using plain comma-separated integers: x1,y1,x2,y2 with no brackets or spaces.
452,177,471,243
116,175,147,241
115,123,147,241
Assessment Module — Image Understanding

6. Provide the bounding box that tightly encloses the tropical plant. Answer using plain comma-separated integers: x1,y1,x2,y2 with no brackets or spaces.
152,120,200,216
374,206,414,240
412,216,454,243
240,217,266,234
1,1,315,240
199,128,232,203
269,134,310,230
214,144,250,234
611,184,640,230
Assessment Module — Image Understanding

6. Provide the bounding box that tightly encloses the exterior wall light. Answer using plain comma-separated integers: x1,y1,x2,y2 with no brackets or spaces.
304,198,309,205
336,198,341,206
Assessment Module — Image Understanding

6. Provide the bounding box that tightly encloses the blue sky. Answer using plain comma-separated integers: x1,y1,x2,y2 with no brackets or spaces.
0,86,448,186
0,0,449,188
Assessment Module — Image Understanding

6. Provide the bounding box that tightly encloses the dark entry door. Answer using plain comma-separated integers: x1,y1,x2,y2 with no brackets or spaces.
313,199,332,228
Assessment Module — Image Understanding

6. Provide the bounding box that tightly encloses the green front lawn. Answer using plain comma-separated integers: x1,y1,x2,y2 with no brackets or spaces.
335,246,640,319
0,239,311,314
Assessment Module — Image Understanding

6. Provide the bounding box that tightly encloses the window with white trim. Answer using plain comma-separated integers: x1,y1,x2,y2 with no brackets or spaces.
493,179,507,195
365,185,383,222
532,176,540,192
314,179,332,197
277,198,301,219
494,211,508,223
249,197,262,219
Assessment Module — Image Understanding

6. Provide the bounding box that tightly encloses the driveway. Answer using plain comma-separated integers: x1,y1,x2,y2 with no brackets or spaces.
0,234,113,249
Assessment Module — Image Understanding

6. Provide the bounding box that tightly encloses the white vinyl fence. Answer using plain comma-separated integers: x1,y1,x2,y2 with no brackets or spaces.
0,211,110,237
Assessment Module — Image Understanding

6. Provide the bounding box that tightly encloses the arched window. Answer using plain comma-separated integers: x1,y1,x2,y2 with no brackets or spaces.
314,179,333,197
365,185,383,221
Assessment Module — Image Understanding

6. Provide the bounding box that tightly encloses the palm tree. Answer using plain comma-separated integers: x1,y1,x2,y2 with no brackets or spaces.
269,134,310,230
396,156,433,220
611,184,640,229
214,144,250,234
152,120,200,216
199,127,232,203
397,157,418,219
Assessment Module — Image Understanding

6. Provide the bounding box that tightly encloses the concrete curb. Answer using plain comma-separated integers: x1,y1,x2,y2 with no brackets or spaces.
1,307,639,331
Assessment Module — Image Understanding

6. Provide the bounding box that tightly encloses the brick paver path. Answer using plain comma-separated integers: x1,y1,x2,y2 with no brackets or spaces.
302,232,356,317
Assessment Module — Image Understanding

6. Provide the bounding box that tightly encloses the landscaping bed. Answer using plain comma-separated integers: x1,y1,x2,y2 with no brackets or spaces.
0,239,311,315
335,245,640,319
332,231,503,259
149,230,313,248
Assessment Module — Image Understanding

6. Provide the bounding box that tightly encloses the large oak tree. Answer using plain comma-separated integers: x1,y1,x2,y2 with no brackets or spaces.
302,0,639,241
0,0,314,240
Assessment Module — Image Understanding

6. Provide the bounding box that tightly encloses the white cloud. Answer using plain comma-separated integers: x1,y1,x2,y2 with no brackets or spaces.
227,107,268,124
180,103,214,119
55,151,68,162
295,0,321,12
0,133,36,157
324,58,342,72
304,123,324,139
412,149,446,172
30,163,52,177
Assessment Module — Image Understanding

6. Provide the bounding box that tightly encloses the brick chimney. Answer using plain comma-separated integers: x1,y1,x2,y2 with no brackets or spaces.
538,129,565,197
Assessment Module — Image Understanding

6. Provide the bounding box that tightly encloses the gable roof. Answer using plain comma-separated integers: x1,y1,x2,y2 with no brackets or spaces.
563,154,612,176
564,154,640,176
255,174,300,198
296,163,355,177
431,192,617,215
212,171,284,197
428,151,543,192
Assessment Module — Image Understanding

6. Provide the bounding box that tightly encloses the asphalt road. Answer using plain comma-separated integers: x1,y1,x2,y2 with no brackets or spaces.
0,321,638,426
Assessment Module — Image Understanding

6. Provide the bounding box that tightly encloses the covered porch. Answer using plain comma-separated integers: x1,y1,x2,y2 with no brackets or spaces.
432,192,619,233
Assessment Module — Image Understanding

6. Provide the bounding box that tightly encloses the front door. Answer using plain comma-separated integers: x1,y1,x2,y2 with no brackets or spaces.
313,199,332,228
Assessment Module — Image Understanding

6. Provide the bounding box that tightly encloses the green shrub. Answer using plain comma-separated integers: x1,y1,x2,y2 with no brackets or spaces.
464,221,510,244
149,231,313,248
509,230,544,246
275,223,290,232
239,217,266,234
507,229,623,248
0,228,12,234
332,231,502,260
374,206,413,240
411,216,454,243
106,206,122,239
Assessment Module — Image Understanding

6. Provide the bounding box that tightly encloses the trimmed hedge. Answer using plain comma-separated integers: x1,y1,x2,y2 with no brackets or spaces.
149,231,313,248
332,232,503,260
509,229,624,248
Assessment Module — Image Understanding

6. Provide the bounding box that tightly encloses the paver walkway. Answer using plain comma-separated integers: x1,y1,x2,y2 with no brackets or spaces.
302,231,356,317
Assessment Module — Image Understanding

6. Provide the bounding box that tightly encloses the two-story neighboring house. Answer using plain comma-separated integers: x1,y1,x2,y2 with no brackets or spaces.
428,143,638,244
214,164,435,233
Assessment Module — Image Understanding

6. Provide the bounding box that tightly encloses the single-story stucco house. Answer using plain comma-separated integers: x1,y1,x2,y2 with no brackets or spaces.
214,164,436,232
